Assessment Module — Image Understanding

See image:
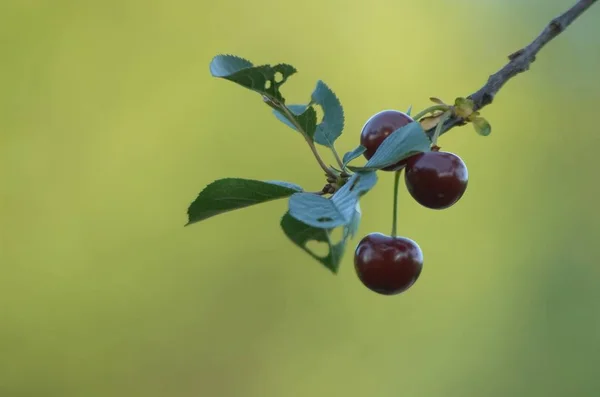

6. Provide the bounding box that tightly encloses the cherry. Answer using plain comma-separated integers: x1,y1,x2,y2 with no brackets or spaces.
404,151,468,210
360,109,415,171
354,233,423,295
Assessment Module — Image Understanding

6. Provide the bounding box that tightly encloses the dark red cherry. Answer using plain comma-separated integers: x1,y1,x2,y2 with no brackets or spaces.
354,233,424,295
360,109,415,171
404,151,468,210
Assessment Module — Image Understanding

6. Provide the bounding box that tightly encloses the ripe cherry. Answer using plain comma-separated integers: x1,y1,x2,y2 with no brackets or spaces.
360,109,415,171
404,151,468,210
354,233,424,295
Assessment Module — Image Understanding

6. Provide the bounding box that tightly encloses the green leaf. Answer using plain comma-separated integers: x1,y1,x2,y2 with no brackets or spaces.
269,80,342,142
406,104,413,116
272,104,318,139
419,111,445,130
209,54,297,102
348,123,431,171
273,104,308,129
288,171,377,228
280,203,362,273
210,54,253,75
345,202,362,239
430,97,447,105
310,80,345,147
342,145,367,166
266,180,304,190
288,194,344,228
472,116,491,136
280,213,345,273
454,97,475,119
186,178,302,225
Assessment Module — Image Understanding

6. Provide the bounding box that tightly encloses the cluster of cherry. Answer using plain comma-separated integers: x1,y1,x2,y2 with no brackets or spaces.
354,110,468,295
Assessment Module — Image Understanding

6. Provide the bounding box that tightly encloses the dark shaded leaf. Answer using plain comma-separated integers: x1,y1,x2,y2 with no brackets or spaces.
280,202,362,273
209,54,296,102
187,178,302,225
272,104,318,139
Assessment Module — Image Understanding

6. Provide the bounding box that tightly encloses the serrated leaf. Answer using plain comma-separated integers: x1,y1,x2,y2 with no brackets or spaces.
288,171,377,229
209,54,253,75
311,80,345,147
406,105,413,116
266,180,304,190
342,145,367,166
272,104,318,139
209,54,297,102
348,123,431,171
186,178,302,225
472,116,492,136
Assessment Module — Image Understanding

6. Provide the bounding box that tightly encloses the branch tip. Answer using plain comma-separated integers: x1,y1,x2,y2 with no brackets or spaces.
426,0,597,140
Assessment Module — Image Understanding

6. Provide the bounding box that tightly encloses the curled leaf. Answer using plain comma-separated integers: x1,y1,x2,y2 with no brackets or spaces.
430,97,447,105
472,116,492,136
272,104,318,139
454,97,476,119
348,123,431,171
419,111,445,130
466,110,481,122
342,145,367,166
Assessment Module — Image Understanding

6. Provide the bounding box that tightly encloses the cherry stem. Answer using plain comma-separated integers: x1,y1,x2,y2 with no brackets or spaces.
330,146,347,172
431,111,452,146
391,169,401,238
277,104,337,179
412,105,450,121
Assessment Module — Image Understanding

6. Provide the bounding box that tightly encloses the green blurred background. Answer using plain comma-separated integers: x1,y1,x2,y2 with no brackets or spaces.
2,0,600,396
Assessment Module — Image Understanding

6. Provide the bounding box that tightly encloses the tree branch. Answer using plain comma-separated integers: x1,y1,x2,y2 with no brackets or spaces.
427,0,598,139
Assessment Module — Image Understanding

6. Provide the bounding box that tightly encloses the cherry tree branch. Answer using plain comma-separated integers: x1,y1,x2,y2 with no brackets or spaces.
426,0,598,139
